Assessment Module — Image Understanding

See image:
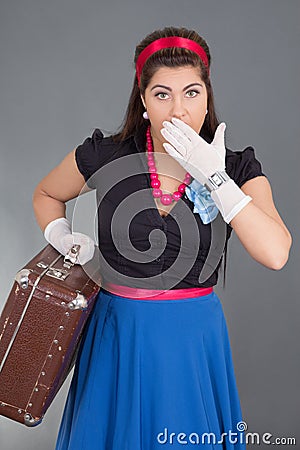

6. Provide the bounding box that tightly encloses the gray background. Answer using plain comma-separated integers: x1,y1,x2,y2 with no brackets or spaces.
0,0,299,449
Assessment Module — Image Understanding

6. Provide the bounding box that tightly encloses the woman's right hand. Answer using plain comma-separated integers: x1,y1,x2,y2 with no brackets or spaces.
44,217,95,265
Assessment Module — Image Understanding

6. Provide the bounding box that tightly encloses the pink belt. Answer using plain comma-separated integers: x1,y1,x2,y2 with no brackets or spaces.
102,282,214,300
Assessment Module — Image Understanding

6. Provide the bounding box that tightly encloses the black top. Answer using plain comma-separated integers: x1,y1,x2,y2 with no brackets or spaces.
75,121,267,290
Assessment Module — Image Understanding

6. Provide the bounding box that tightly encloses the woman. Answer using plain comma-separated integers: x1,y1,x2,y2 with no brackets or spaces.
33,27,292,449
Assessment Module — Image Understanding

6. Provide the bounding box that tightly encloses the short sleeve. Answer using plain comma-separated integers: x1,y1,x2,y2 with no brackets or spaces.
75,128,105,188
226,146,267,188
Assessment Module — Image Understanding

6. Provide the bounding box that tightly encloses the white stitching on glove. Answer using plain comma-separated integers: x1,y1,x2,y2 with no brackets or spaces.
44,217,95,265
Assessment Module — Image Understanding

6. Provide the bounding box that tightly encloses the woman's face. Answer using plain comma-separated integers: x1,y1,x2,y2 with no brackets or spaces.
141,65,208,151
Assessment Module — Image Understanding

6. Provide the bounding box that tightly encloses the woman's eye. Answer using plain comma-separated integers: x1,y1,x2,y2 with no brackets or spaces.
155,92,169,99
186,90,199,97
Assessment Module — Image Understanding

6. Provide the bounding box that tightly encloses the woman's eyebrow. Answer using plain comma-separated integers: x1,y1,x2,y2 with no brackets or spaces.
150,82,203,92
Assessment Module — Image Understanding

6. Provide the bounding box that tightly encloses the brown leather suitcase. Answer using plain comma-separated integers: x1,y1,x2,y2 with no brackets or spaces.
0,243,101,426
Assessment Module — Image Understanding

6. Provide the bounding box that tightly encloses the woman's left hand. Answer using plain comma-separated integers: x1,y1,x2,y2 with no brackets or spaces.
160,117,226,186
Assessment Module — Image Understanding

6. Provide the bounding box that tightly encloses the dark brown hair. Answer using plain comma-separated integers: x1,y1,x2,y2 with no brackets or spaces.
112,26,229,288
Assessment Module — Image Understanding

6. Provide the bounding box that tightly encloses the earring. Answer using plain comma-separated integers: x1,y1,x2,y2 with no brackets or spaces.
143,110,149,120
205,109,208,115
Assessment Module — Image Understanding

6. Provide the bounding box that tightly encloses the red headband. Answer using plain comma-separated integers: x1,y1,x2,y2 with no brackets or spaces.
136,36,209,86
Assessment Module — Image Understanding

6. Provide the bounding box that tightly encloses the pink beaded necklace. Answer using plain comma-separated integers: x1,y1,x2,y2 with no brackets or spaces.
146,125,192,206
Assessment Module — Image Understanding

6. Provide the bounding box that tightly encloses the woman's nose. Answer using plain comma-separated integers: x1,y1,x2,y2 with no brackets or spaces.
170,98,187,119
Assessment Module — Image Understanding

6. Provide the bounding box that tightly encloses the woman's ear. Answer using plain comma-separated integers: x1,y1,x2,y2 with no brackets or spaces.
140,95,146,109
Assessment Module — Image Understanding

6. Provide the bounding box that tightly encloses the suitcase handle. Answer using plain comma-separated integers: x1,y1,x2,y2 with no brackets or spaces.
63,244,81,269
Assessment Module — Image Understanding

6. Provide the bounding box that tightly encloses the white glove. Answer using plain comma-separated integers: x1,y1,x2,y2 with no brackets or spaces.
160,118,252,224
161,117,226,182
44,217,95,265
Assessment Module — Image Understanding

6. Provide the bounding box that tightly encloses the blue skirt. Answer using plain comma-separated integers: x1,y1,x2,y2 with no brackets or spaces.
55,288,246,449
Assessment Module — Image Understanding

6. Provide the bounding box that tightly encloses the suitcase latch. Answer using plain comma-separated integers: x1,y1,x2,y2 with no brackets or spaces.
45,267,70,281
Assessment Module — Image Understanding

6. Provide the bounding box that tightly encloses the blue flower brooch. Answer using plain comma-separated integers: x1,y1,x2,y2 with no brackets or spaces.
185,178,219,224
